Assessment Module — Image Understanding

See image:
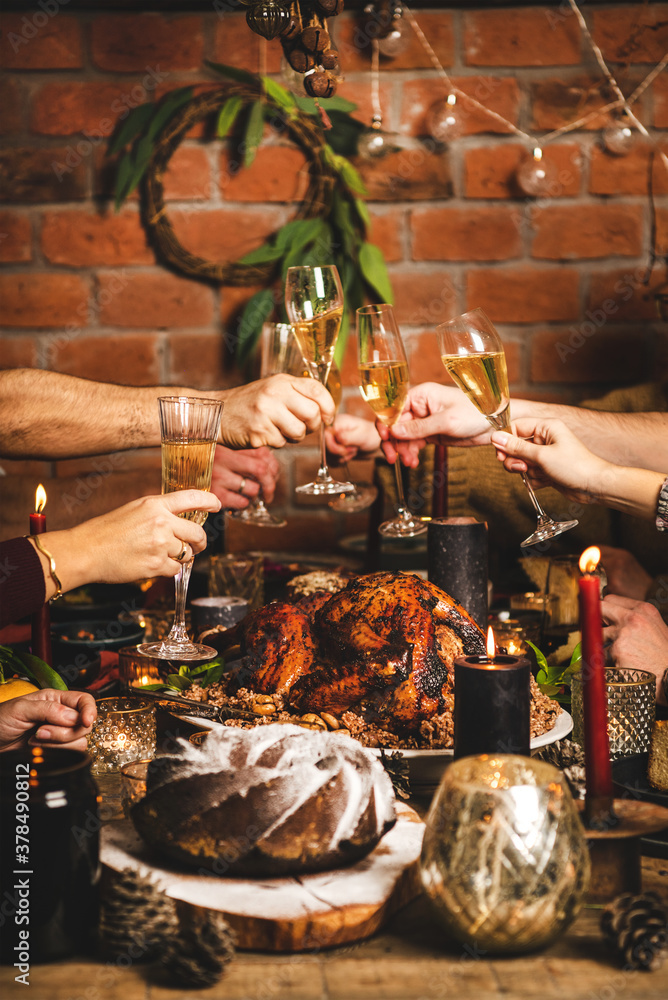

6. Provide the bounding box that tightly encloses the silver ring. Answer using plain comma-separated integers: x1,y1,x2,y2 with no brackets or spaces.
175,542,188,563
238,477,247,495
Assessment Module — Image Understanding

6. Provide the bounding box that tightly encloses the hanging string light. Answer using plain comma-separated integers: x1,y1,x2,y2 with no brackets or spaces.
426,93,463,145
516,147,559,197
358,37,389,159
376,3,408,60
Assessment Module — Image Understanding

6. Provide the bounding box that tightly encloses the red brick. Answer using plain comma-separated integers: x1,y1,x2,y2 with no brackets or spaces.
336,78,394,127
91,14,203,72
41,210,154,267
588,266,663,323
354,148,452,201
593,6,668,64
0,274,89,329
411,206,522,262
0,335,37,368
170,207,286,264
589,141,668,196
96,271,213,329
402,77,521,138
0,148,87,204
531,76,637,131
368,210,405,263
657,208,668,258
335,11,454,72
531,204,643,260
213,12,282,74
49,333,161,385
0,212,31,263
467,267,580,323
655,73,668,128
0,13,82,70
93,148,138,204
31,82,149,136
530,329,648,384
465,143,581,198
220,284,266,329
464,8,580,67
221,146,309,202
391,271,458,328
0,77,23,135
163,147,212,201
168,333,241,391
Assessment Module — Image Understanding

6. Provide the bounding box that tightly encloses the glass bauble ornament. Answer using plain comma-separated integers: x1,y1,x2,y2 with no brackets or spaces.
377,26,407,59
420,755,590,954
426,95,463,144
246,1,290,41
358,127,387,159
516,148,558,197
602,122,635,156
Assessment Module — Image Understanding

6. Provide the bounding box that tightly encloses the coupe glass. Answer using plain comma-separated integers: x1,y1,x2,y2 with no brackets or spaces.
285,265,355,496
138,396,223,660
356,303,427,538
437,308,578,548
228,323,288,528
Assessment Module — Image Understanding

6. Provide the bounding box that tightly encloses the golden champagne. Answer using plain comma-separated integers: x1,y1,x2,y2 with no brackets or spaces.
441,350,510,430
161,439,216,525
292,306,344,381
359,360,409,426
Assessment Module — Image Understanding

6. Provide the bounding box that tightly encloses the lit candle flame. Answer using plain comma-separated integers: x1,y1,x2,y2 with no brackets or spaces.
35,484,47,513
579,546,601,574
486,626,496,658
533,146,543,161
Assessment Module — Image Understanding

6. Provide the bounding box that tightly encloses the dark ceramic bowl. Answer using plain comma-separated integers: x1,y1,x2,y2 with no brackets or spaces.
50,583,145,623
52,618,145,654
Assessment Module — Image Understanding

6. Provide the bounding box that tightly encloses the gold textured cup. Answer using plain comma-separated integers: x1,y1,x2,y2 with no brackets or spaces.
208,552,264,610
571,667,656,759
87,697,155,774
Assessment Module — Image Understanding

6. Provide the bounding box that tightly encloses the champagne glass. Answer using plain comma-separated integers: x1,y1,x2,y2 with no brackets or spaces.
227,323,288,528
356,303,428,538
285,265,355,496
326,361,379,514
138,396,223,660
437,308,579,548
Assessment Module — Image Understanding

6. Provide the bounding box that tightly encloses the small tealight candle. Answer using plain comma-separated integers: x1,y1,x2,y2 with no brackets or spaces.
454,627,531,759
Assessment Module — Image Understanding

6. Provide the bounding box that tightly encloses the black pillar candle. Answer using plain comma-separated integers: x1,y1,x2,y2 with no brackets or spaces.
428,517,488,631
453,654,531,759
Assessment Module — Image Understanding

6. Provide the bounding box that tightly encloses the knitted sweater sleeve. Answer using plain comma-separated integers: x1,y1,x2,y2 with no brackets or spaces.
0,537,46,629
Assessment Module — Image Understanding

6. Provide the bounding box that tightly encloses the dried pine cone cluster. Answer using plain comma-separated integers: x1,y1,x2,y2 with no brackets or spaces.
601,892,668,971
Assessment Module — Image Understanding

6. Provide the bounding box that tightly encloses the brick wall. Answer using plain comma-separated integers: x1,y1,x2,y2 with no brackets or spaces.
1,4,667,548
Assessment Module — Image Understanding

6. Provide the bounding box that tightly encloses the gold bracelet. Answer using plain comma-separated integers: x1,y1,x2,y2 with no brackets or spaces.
25,534,63,602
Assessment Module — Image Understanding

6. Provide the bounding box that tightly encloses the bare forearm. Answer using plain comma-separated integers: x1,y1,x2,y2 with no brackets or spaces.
512,399,668,472
590,465,665,521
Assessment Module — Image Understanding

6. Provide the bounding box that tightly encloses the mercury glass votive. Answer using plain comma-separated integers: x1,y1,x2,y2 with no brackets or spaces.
208,552,264,610
571,668,656,760
420,755,590,954
88,698,156,774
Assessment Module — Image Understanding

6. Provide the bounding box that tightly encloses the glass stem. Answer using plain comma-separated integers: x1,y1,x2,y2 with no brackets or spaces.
168,557,194,643
393,458,408,514
316,424,330,482
520,472,551,521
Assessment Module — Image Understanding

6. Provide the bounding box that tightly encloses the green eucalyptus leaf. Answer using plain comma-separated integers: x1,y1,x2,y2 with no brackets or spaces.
275,218,327,254
147,87,193,141
243,100,265,168
325,110,366,157
359,242,394,303
526,639,549,675
15,652,67,691
117,134,155,207
353,197,371,229
165,673,191,691
236,287,275,368
334,156,367,196
107,102,156,156
262,76,296,112
114,150,136,209
237,243,283,266
216,94,244,138
206,61,258,86
294,95,357,115
201,661,226,686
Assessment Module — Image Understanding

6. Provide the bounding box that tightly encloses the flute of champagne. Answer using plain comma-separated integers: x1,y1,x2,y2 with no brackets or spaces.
356,303,427,538
138,396,223,660
437,308,579,548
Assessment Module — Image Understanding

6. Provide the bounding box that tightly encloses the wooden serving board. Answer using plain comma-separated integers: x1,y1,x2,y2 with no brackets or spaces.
101,802,424,952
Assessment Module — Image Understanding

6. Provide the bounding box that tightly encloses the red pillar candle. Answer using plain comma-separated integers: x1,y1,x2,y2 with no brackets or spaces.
578,545,614,827
30,484,52,666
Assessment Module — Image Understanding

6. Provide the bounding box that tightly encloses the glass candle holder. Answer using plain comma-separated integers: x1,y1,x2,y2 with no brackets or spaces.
420,755,590,954
118,645,165,692
571,668,656,760
208,552,264,610
87,697,156,774
120,758,151,817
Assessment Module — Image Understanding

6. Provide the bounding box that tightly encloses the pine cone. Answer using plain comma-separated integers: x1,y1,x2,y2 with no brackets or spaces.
99,868,179,962
162,909,236,989
601,892,668,971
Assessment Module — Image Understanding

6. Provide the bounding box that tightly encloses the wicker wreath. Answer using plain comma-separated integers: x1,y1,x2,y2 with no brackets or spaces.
142,86,337,286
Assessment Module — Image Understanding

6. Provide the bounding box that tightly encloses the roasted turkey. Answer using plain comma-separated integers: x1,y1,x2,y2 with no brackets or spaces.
215,572,486,732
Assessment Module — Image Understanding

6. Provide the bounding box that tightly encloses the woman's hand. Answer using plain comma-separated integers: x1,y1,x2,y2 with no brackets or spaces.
211,445,280,508
325,414,382,464
0,689,97,752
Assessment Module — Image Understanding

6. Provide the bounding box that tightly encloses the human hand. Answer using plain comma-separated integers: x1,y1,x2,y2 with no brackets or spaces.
0,689,97,752
220,374,335,449
61,491,221,587
490,417,611,503
602,595,668,705
211,445,280,509
599,546,652,602
325,414,382,464
378,383,492,466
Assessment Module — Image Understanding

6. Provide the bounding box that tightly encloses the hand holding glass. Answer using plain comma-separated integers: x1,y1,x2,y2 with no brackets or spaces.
357,303,427,538
138,396,223,660
437,308,578,548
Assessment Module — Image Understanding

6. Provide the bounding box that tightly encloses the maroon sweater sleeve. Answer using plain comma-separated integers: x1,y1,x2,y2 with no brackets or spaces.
0,537,46,628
